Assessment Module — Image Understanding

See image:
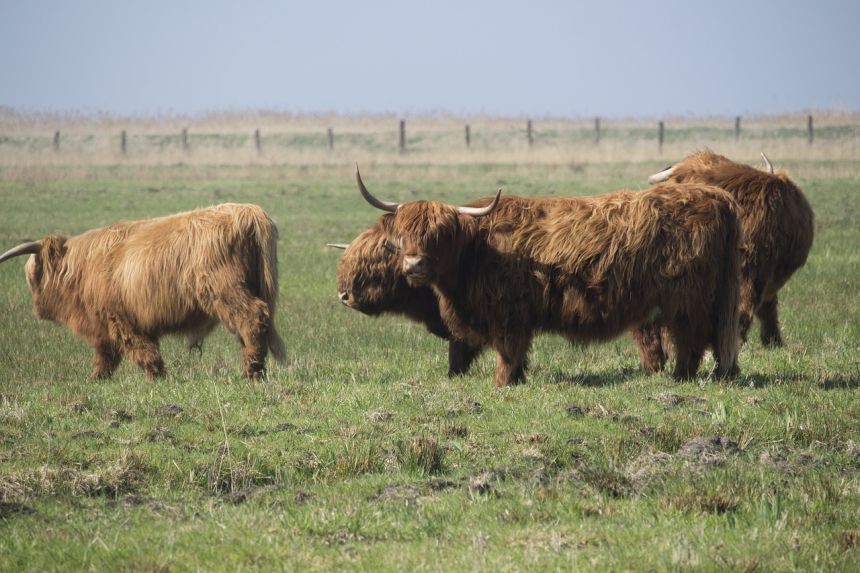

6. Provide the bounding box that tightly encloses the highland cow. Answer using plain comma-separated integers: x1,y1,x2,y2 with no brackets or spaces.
331,224,482,376
647,149,814,347
0,203,286,379
356,168,742,387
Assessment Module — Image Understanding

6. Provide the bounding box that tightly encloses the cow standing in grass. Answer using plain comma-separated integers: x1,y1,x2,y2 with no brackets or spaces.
647,150,814,348
356,168,743,386
331,225,482,376
0,203,286,379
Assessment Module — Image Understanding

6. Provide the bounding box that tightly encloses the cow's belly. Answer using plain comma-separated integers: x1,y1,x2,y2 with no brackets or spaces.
554,287,659,342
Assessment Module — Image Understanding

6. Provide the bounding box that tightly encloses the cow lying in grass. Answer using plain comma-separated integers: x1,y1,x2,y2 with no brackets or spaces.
0,203,286,379
356,168,743,386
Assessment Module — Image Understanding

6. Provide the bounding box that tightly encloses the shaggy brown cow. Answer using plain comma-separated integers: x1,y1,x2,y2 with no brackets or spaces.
647,149,814,347
0,203,286,379
331,225,482,376
357,169,743,386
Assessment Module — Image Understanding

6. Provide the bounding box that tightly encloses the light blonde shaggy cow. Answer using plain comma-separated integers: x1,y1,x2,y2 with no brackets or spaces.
0,203,286,379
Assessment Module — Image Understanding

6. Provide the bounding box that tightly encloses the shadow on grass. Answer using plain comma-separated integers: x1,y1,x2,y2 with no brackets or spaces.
819,375,860,390
543,366,640,388
729,372,860,390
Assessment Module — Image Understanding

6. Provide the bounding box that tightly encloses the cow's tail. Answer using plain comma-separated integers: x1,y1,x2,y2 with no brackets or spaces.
251,209,287,364
714,198,741,378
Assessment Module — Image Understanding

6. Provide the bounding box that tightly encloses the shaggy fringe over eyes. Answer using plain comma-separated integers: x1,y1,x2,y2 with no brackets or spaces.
337,225,400,294
390,201,462,253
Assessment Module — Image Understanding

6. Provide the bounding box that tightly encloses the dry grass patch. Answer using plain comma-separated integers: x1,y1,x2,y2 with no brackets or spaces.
396,436,445,475
663,490,740,514
0,450,149,503
335,440,385,477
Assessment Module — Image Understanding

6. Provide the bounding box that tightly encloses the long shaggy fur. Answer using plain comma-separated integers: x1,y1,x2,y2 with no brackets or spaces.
335,224,481,376
382,186,742,386
648,149,814,347
14,203,286,379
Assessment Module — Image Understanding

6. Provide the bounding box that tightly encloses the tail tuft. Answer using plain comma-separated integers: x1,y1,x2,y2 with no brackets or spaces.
715,199,742,378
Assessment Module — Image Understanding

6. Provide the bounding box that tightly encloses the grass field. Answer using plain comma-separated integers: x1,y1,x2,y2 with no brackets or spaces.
1,113,859,571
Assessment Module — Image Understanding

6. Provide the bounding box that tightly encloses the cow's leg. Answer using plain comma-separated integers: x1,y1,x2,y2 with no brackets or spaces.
90,339,122,379
631,320,667,373
667,318,707,380
447,341,482,377
106,315,164,379
756,295,783,348
206,290,271,379
492,333,532,387
738,274,762,345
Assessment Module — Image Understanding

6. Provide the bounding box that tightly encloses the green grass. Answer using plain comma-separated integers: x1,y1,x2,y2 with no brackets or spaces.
1,157,859,571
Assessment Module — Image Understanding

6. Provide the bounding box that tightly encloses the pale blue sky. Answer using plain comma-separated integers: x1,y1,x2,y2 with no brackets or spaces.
2,0,858,117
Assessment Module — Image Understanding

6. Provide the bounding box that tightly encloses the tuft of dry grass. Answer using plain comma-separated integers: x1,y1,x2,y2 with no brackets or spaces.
334,440,385,477
837,529,860,550
0,450,149,503
663,490,740,514
397,436,445,475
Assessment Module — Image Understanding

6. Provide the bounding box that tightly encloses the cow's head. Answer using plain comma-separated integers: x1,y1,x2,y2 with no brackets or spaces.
0,235,68,319
331,223,409,315
355,166,500,287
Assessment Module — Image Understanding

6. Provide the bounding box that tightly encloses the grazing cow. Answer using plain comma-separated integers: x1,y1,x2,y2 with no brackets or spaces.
0,203,286,379
331,224,482,376
647,149,814,347
356,168,742,387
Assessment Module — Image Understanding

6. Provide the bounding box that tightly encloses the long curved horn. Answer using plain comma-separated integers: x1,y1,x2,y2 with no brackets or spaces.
326,243,350,250
356,164,398,213
457,189,502,217
648,165,677,184
0,241,40,264
761,152,774,174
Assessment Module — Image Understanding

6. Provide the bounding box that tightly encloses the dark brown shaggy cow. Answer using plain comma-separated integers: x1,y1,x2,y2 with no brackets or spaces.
647,149,814,347
332,225,482,376
356,169,743,386
0,203,286,379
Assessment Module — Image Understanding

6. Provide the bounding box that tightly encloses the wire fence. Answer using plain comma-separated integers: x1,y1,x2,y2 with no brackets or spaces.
2,113,859,167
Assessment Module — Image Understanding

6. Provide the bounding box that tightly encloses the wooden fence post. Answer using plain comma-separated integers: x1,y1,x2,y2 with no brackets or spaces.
120,130,127,155
594,117,601,145
658,121,664,154
807,114,814,145
465,124,471,148
399,120,406,154
254,129,262,154
53,131,60,152
181,128,189,152
735,116,741,141
527,119,534,147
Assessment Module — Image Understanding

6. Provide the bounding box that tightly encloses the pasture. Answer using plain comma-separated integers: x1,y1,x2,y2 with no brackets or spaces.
1,112,859,571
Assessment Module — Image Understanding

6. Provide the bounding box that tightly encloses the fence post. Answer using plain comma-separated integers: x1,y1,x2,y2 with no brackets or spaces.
594,117,601,145
527,119,534,147
254,129,262,154
53,131,60,152
465,124,471,148
120,130,127,155
327,128,334,150
735,116,741,141
658,121,665,154
181,128,189,152
399,120,406,154
807,114,814,145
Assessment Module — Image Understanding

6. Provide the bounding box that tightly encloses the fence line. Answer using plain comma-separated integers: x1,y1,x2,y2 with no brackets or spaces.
7,114,856,160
